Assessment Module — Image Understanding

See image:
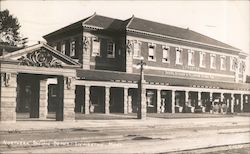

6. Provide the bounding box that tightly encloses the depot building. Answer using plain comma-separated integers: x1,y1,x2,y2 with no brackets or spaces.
0,13,250,122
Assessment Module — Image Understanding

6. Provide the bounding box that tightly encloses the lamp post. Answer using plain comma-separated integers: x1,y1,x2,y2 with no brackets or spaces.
137,57,147,119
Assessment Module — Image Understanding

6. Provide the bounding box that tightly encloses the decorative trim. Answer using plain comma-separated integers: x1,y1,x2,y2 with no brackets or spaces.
126,35,241,57
66,77,72,89
132,65,234,79
18,48,62,68
1,73,11,87
126,28,241,53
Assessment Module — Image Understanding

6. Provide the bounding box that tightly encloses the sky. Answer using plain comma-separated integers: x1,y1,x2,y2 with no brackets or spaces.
1,0,250,74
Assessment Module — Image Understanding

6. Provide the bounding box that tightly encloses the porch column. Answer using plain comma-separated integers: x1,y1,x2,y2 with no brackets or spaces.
157,89,161,113
128,95,132,113
210,92,213,102
0,73,17,122
39,79,48,119
221,93,224,103
171,90,175,113
240,94,244,112
105,86,110,114
198,91,201,106
185,91,189,104
123,87,128,114
231,94,235,113
56,76,75,121
84,85,90,114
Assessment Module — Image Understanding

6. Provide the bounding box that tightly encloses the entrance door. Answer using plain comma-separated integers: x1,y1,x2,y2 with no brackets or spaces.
17,74,40,118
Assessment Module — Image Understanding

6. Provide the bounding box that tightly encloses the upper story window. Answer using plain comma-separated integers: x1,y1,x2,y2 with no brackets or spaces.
92,37,100,56
230,57,238,71
210,54,216,69
220,56,226,70
162,45,170,63
70,40,76,57
61,43,66,55
133,40,141,58
107,41,115,58
52,44,57,50
199,52,206,67
176,47,183,65
188,50,195,66
148,43,156,61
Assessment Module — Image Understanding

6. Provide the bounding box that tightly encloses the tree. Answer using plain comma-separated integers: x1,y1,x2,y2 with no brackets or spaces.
0,9,25,46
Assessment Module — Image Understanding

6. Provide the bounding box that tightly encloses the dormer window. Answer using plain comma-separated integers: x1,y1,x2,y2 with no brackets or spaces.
188,49,194,66
70,40,76,57
210,54,216,69
176,47,183,64
220,56,226,70
107,41,115,58
92,37,100,57
162,45,170,63
133,40,141,58
148,43,156,61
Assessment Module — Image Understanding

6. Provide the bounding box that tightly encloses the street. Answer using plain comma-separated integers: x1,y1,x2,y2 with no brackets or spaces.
0,113,249,153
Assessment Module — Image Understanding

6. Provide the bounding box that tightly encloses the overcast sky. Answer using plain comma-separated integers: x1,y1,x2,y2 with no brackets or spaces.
1,0,249,74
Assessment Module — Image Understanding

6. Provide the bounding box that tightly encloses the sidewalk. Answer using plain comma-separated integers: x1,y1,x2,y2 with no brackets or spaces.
0,113,249,132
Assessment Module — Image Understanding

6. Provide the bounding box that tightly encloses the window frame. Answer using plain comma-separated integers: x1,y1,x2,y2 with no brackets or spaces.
133,40,141,59
107,40,115,58
162,45,170,63
220,56,226,70
92,37,101,57
175,47,183,65
148,43,156,61
210,54,216,69
199,52,206,68
188,49,195,66
61,42,66,55
70,40,76,57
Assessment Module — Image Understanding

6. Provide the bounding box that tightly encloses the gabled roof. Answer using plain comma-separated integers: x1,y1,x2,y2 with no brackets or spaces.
43,15,92,39
83,14,125,31
126,17,241,52
0,43,81,67
43,13,241,52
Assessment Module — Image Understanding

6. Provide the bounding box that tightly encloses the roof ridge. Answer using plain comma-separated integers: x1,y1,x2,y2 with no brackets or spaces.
82,12,97,26
132,16,189,32
125,14,135,28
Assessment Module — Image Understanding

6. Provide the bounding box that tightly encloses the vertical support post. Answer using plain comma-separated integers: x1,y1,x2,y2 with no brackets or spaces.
198,91,201,106
231,93,235,113
240,94,244,112
0,73,17,122
137,81,146,119
124,87,128,114
171,90,175,113
221,93,224,103
185,91,189,105
105,86,110,114
128,95,132,113
63,77,75,121
84,85,90,114
210,92,213,102
39,79,48,120
157,89,161,113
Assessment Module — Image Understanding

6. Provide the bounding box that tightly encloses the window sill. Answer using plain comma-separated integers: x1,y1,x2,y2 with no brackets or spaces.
148,58,156,62
199,65,206,68
188,63,195,67
176,62,183,65
133,56,142,59
107,55,115,58
162,59,170,63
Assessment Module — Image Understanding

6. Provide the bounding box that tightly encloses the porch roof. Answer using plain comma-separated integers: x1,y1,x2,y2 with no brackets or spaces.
76,69,250,91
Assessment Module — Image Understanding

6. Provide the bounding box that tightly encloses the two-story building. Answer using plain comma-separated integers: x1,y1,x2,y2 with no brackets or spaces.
0,13,249,122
